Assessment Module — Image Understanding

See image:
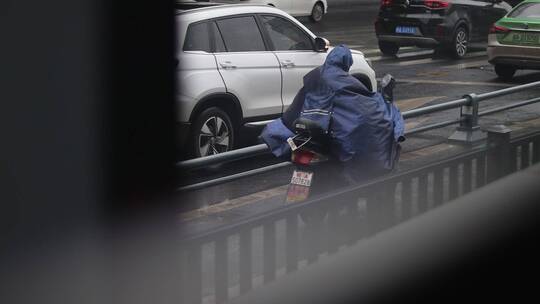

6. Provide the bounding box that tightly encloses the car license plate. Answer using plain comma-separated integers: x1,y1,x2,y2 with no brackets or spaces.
290,170,313,187
511,32,540,45
395,26,417,35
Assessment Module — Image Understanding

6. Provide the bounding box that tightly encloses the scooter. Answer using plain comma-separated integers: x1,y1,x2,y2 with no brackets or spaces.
285,116,332,203
285,74,397,204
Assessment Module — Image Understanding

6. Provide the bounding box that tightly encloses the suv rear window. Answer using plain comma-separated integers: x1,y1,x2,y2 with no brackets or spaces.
183,21,227,53
508,2,540,18
216,16,266,52
183,22,210,52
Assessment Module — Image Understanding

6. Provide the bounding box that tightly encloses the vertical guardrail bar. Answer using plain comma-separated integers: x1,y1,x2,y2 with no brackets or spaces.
239,230,252,294
215,237,228,303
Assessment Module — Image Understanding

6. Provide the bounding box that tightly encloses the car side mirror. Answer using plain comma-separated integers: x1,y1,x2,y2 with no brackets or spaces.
314,37,330,52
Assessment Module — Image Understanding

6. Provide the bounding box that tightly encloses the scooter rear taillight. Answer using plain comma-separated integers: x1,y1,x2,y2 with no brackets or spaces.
292,150,315,165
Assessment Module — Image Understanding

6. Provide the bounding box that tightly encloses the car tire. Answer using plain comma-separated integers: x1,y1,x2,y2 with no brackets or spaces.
378,41,399,56
191,107,235,158
449,26,468,59
310,2,324,23
495,64,516,80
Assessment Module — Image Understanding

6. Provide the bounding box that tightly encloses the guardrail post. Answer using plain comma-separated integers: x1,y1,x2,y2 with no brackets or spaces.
485,125,512,183
448,93,486,143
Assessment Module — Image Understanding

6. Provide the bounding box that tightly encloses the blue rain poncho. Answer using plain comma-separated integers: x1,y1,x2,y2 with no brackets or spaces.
260,45,405,170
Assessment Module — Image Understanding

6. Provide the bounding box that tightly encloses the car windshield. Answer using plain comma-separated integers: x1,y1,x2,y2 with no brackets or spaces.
508,2,540,18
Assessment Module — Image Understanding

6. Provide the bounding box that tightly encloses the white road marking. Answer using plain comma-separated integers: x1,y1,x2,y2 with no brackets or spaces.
397,49,434,58
368,49,434,62
390,51,487,66
397,79,513,87
443,60,488,69
369,50,487,63
395,58,444,66
353,46,417,55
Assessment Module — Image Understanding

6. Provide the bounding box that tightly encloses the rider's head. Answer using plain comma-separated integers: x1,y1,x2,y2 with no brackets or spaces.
324,45,353,72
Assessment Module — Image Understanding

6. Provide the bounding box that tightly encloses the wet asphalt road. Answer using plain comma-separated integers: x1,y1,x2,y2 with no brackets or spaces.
177,1,540,212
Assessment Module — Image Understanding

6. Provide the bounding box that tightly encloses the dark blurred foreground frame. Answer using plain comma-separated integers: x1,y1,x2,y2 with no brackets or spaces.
231,163,540,304
1,0,180,303
1,0,540,304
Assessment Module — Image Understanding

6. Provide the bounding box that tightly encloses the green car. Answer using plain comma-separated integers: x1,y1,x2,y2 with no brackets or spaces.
487,0,540,80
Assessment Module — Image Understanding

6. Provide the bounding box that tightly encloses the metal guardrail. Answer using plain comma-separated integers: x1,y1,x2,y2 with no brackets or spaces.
179,129,540,304
176,80,540,190
229,163,540,304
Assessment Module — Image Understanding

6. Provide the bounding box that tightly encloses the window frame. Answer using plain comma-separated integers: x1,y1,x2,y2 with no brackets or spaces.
256,13,316,52
213,14,271,53
182,21,212,53
182,13,317,54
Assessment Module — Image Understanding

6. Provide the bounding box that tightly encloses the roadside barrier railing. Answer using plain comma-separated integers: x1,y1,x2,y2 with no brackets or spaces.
176,80,540,190
229,163,540,304
179,129,540,304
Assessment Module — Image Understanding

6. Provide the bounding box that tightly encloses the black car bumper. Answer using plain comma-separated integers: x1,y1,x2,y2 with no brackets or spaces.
377,35,440,47
375,15,451,47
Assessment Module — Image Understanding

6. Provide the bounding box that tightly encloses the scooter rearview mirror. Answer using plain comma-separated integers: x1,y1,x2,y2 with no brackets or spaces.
380,74,396,103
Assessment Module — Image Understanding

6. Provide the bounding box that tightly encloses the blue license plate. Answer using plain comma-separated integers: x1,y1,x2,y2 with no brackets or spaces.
395,26,417,34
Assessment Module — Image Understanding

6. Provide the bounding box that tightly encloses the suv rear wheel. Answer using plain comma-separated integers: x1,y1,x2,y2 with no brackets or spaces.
494,64,516,80
191,107,235,157
450,26,468,59
378,41,399,56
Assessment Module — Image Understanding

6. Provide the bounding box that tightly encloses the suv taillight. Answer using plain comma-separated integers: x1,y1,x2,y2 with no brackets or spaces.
490,24,510,34
381,0,393,6
424,0,450,8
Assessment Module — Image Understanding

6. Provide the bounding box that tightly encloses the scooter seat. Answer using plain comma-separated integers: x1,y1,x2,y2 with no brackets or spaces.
293,117,326,137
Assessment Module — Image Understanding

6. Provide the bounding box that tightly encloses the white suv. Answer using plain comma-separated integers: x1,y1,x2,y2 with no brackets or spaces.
208,0,328,22
176,4,376,157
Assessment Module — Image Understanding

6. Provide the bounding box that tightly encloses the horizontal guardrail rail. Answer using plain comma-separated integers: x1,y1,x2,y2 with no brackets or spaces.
176,144,269,171
176,80,540,190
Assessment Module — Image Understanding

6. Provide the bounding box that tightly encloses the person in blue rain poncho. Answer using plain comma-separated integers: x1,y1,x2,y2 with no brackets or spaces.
260,45,405,175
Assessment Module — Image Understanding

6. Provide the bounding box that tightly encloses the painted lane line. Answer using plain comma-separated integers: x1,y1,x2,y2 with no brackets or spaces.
357,46,417,55
443,60,488,69
395,57,444,66
389,51,487,66
369,50,486,63
397,79,513,87
397,49,434,58
368,49,434,62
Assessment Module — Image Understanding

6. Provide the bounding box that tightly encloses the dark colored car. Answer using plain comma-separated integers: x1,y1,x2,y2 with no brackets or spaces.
374,0,512,58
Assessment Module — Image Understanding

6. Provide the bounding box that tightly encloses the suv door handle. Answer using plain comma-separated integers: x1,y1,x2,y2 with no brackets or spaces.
281,60,295,68
219,61,237,69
